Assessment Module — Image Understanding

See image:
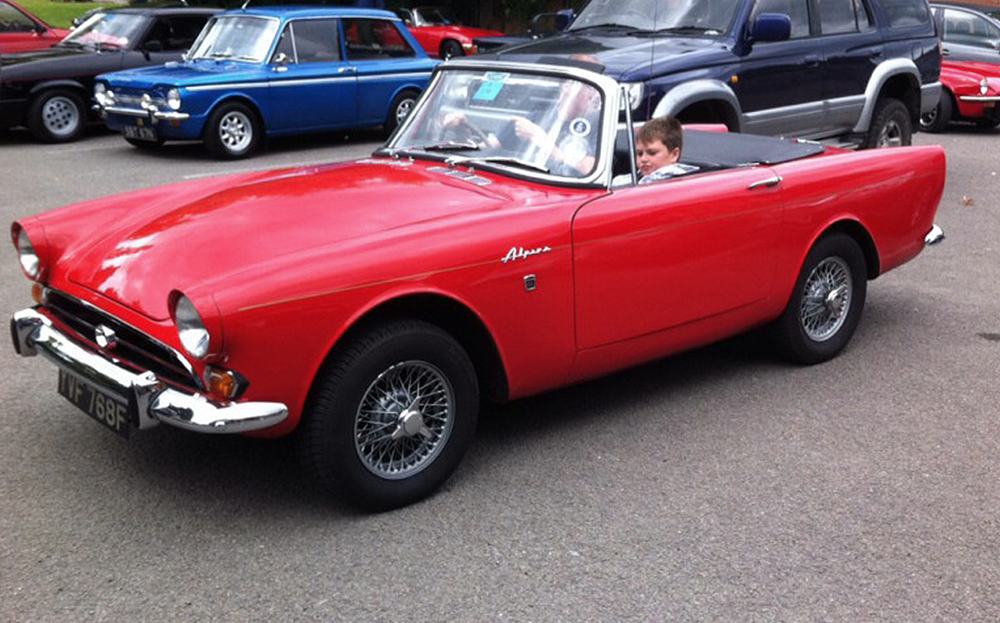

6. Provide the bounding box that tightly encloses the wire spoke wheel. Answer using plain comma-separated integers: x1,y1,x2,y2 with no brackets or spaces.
355,360,455,480
799,256,852,342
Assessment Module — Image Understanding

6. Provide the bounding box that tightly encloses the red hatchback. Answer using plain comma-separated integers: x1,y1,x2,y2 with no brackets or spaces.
0,0,69,54
396,6,502,59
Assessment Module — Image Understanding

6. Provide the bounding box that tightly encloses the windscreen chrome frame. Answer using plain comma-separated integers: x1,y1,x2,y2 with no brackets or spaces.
383,59,622,188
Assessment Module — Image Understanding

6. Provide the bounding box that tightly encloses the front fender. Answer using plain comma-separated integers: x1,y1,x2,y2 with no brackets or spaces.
29,79,88,97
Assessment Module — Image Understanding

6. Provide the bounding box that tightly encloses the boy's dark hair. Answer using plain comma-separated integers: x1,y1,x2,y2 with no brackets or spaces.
637,117,683,153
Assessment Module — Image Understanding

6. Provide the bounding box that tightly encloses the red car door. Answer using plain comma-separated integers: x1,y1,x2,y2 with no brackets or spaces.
572,167,785,351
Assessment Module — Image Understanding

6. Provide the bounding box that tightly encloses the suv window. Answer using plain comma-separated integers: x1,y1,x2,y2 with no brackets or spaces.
881,0,931,28
343,18,415,59
818,0,874,34
751,0,810,38
943,8,1000,48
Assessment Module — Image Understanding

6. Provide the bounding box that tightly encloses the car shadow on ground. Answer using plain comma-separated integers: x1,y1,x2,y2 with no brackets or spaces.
84,326,789,519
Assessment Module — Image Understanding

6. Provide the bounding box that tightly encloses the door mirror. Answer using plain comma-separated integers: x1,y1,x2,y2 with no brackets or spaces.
750,14,791,42
273,52,291,65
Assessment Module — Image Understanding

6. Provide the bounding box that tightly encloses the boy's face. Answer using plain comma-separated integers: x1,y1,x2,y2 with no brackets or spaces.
636,139,680,176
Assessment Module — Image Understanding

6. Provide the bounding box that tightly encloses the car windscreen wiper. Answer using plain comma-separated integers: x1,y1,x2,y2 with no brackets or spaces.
567,23,636,33
636,25,721,35
420,141,482,152
446,156,550,174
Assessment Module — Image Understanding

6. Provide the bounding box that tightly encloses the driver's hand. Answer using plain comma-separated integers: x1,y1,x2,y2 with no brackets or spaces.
442,112,468,128
512,117,548,145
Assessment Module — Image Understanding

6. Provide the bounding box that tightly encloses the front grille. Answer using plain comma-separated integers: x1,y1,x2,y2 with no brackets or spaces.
44,290,199,390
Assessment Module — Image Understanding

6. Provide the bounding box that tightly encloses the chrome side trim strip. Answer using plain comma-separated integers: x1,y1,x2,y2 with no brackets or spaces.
11,308,288,434
959,95,1000,102
186,81,270,92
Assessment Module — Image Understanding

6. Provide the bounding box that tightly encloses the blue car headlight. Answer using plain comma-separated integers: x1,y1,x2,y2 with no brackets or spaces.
167,88,182,111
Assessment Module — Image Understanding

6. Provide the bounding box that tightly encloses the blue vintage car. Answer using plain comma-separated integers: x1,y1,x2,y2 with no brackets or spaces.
94,7,437,158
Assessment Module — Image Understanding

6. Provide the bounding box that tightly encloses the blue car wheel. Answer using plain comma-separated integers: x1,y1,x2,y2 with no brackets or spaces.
204,102,261,160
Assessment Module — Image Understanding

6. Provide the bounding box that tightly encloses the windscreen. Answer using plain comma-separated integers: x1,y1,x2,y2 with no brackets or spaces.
392,69,605,179
569,0,742,35
187,15,279,62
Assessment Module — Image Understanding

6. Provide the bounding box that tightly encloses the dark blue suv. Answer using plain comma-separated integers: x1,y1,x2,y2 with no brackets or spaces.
490,0,941,148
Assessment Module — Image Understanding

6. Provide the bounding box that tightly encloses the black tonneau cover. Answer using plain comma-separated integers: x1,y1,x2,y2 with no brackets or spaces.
682,130,826,168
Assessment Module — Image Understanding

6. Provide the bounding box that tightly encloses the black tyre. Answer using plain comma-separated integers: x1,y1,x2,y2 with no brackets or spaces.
204,102,261,159
773,233,867,365
919,92,952,133
862,97,912,148
440,39,464,60
301,320,479,510
385,89,419,135
27,89,85,143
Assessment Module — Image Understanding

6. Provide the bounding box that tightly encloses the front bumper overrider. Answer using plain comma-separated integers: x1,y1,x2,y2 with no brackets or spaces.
11,308,287,434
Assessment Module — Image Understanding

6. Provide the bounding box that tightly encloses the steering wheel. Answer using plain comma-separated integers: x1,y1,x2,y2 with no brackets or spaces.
441,118,490,147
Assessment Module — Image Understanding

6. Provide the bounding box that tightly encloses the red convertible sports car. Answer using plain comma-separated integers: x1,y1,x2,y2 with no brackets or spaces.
920,59,1000,132
396,6,503,59
10,59,946,510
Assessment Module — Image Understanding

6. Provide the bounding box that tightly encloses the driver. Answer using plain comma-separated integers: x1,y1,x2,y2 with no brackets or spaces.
441,72,602,177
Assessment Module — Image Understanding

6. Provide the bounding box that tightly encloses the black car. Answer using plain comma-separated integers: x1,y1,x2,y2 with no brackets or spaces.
487,0,941,149
0,7,218,142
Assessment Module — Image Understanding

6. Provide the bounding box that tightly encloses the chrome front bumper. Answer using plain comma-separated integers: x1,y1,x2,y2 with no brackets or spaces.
11,308,287,434
925,223,945,246
96,104,190,122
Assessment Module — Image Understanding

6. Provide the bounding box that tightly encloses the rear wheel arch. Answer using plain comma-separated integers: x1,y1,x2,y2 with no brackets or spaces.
823,220,880,279
675,99,740,131
876,73,921,123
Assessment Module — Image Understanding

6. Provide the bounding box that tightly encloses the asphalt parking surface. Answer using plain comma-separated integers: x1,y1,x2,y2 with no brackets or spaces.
1,124,999,622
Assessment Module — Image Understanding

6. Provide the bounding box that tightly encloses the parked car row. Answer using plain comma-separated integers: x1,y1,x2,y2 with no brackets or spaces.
3,0,1000,158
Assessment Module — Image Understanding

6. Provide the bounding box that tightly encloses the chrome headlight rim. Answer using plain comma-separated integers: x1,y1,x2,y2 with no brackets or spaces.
981,78,989,96
15,227,41,281
173,293,211,360
94,82,107,106
166,87,182,111
623,81,644,111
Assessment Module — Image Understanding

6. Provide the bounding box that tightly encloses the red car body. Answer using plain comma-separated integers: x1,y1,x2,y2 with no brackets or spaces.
10,60,946,509
396,6,503,58
0,0,69,54
920,59,1000,131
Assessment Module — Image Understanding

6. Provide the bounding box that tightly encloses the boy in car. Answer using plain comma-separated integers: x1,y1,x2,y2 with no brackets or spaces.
635,116,698,184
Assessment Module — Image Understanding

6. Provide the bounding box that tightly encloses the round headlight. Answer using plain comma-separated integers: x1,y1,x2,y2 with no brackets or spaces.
94,82,107,106
981,78,989,96
16,227,41,281
140,93,153,110
166,88,182,111
106,89,116,104
174,294,210,359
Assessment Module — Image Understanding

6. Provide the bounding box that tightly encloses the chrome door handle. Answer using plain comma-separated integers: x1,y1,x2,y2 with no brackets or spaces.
748,175,781,190
338,66,356,73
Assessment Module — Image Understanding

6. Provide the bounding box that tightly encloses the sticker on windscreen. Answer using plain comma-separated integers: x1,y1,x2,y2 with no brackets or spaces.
472,72,510,101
